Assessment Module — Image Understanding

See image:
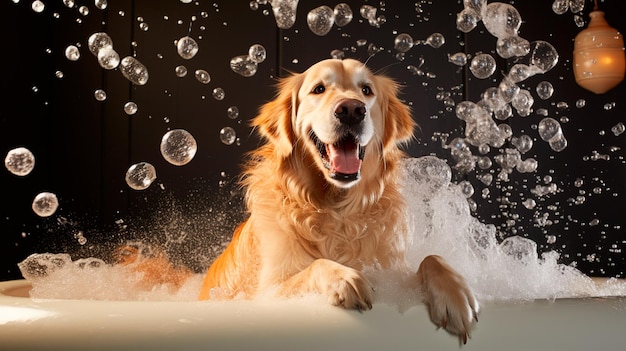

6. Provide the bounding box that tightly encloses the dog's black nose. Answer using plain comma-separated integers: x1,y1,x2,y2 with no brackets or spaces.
334,99,366,126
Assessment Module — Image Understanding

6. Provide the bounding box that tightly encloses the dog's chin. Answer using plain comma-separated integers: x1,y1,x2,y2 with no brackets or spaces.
310,132,366,189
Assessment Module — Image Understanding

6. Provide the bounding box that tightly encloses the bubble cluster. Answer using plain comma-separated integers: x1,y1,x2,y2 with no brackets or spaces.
160,129,197,166
32,192,59,217
4,147,35,176
125,162,157,190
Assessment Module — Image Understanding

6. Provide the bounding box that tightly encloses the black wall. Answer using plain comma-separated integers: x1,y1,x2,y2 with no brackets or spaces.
1,0,624,280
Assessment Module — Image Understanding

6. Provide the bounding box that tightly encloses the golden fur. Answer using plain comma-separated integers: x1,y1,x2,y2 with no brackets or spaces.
196,59,479,342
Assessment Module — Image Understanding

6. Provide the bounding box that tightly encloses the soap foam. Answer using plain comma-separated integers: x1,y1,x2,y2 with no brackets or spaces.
17,156,626,303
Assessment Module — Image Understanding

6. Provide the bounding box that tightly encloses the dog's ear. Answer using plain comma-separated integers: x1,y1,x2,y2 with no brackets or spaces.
376,75,415,148
251,73,304,158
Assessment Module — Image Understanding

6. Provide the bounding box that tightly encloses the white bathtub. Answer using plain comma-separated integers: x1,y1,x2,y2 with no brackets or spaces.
0,279,625,351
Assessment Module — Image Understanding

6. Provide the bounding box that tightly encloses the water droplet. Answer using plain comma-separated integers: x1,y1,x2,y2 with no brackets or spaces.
447,52,467,66
269,0,299,29
611,122,625,136
64,45,80,61
63,0,75,8
425,32,445,48
55,71,64,79
175,65,187,77
123,101,138,115
529,40,559,73
536,81,554,100
94,0,107,10
93,89,106,101
78,5,89,16
219,127,237,145
139,22,149,31
194,69,211,84
31,0,45,13
394,33,414,53
575,99,586,108
248,44,266,63
119,56,149,85
32,192,59,217
160,129,198,166
482,2,521,39
227,106,239,119
307,5,335,36
87,32,113,56
333,3,353,27
538,117,562,141
212,87,225,100
470,53,496,79
125,162,157,190
5,147,35,176
456,8,479,33
230,55,258,77
97,47,120,70
176,36,199,60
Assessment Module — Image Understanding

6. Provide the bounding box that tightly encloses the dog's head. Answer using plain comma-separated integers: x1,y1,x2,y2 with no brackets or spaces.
252,59,414,189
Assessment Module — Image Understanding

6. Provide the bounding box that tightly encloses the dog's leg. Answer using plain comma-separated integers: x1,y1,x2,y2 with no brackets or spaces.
278,258,374,310
416,255,479,344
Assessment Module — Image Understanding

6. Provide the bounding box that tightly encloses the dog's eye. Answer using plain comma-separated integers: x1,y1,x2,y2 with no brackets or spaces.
362,85,373,96
312,84,326,94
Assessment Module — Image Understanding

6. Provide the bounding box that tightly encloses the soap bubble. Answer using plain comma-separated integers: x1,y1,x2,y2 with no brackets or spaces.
330,49,345,59
269,0,299,29
425,33,445,48
175,65,187,77
32,0,45,13
94,89,106,101
536,81,554,100
459,180,475,198
511,89,534,116
507,64,534,83
482,2,521,39
359,5,377,21
307,5,335,36
538,117,562,141
212,87,225,100
511,134,533,153
248,44,266,63
230,55,258,77
611,122,625,136
176,36,199,60
94,0,107,10
548,134,568,152
32,192,59,217
220,127,237,145
5,147,35,176
496,36,530,59
123,101,137,115
64,45,80,61
227,106,239,119
97,47,120,69
394,33,414,53
87,32,113,56
529,41,559,73
552,0,569,14
470,53,496,79
497,77,520,103
194,69,211,84
402,156,452,193
160,129,197,166
456,8,479,33
125,162,157,190
569,0,584,13
448,52,468,66
119,56,149,85
333,3,353,27
500,236,537,265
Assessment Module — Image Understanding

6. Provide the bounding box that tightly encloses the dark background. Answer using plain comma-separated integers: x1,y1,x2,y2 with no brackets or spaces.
1,0,624,280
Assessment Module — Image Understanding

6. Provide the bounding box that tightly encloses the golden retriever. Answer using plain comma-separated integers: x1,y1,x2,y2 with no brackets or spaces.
196,58,479,342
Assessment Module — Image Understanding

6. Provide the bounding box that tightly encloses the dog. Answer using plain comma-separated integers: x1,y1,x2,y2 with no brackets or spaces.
196,58,479,342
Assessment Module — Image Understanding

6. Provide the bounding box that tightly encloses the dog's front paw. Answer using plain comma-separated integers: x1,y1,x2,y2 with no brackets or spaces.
324,266,374,311
417,255,479,344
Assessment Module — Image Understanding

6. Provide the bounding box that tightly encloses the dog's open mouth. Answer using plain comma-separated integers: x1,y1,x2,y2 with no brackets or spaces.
312,132,366,182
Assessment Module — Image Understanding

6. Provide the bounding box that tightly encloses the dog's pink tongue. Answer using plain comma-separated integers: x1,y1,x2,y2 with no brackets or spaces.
327,143,361,174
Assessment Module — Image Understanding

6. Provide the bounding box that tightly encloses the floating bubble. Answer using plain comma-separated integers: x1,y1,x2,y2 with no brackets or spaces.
459,180,475,198
425,33,445,48
219,127,237,145
552,0,568,14
230,55,258,77
549,135,568,152
139,22,149,31
119,56,149,85
63,0,74,8
569,0,584,13
511,89,534,116
5,147,35,176
333,3,353,27
176,36,199,60
78,5,89,16
511,135,533,153
212,87,225,100
194,69,211,84
97,47,120,70
123,101,137,115
611,122,625,136
456,8,479,33
482,2,521,39
359,5,377,20
575,99,586,108
496,35,530,59
160,129,197,166
448,52,467,66
394,33,414,53
535,81,554,100
248,44,266,63
87,32,113,56
94,0,107,10
175,65,187,77
529,41,559,73
497,77,520,103
125,162,157,190
64,45,80,61
32,192,59,217
307,5,334,36
227,106,239,119
269,0,299,29
538,117,562,141
94,89,106,101
507,63,534,83
470,53,496,79
32,0,45,13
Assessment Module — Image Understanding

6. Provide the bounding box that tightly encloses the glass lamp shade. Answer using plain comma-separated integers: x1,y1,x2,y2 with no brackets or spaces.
573,11,625,94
